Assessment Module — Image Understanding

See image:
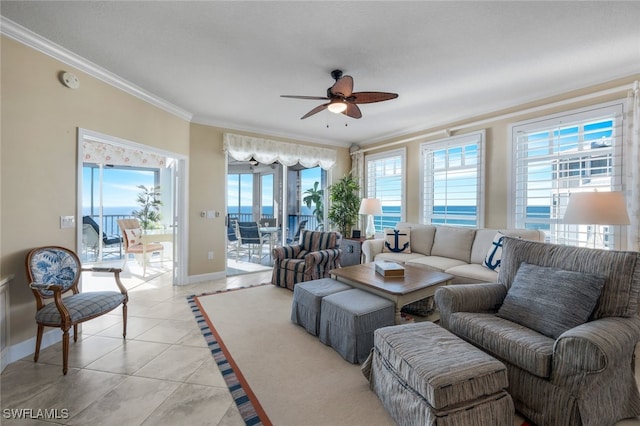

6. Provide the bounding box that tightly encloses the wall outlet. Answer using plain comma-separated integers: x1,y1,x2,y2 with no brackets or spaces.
208,251,214,260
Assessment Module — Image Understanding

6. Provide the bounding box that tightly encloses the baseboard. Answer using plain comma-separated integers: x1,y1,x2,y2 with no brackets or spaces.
185,271,227,285
4,329,61,369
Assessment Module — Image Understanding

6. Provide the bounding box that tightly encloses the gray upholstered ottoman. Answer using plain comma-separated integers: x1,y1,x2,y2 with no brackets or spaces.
290,278,352,336
367,321,514,426
319,288,395,363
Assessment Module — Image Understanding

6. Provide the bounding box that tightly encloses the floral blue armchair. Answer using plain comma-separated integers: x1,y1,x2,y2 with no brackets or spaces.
26,246,128,374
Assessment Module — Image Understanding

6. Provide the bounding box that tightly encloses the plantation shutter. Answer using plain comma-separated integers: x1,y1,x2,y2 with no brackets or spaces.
365,149,405,230
511,101,624,247
421,131,485,227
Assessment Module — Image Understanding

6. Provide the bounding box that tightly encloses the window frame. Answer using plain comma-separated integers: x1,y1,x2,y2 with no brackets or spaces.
508,100,626,248
364,148,406,231
419,130,486,228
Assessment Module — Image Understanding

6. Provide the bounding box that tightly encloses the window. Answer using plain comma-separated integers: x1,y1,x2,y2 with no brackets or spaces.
421,131,485,227
510,101,625,248
365,149,405,231
227,173,254,221
260,173,274,219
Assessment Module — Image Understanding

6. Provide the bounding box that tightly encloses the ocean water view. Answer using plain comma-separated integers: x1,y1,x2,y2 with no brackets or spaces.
83,206,139,217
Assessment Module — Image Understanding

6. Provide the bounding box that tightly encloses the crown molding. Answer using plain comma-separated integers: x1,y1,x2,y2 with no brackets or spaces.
1,17,193,122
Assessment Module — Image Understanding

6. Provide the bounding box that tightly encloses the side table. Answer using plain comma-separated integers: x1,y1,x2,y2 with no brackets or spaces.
340,237,366,267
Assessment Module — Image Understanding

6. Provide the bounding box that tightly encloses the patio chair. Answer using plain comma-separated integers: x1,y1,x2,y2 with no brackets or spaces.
25,246,128,375
287,219,308,244
82,216,122,260
235,221,270,263
227,218,246,261
117,218,164,275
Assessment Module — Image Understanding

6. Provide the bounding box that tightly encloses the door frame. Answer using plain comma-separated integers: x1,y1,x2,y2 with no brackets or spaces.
76,128,188,285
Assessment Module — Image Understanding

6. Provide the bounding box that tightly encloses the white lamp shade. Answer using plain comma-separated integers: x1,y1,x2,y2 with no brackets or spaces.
359,198,383,215
563,191,630,225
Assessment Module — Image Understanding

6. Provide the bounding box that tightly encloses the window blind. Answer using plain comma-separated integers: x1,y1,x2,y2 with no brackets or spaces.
421,131,485,227
511,101,625,248
365,149,405,230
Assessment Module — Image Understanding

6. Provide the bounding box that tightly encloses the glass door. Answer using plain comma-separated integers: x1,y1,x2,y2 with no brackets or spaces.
78,129,184,284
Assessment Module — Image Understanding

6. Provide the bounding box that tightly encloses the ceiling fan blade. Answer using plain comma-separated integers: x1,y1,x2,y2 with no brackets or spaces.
343,103,362,119
281,95,329,101
350,92,399,104
301,103,329,119
330,75,353,97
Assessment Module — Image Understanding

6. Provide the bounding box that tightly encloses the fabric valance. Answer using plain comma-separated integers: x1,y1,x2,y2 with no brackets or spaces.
223,133,337,170
83,140,167,168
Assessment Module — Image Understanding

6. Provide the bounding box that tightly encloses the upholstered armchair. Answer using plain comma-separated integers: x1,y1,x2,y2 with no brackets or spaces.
26,246,128,375
271,230,342,290
435,237,640,425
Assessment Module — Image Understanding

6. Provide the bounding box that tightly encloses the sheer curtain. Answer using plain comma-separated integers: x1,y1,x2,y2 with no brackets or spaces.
624,81,640,251
223,133,336,169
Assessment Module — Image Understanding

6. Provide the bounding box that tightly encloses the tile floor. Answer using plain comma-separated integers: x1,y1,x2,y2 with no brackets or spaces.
0,269,271,426
1,267,639,425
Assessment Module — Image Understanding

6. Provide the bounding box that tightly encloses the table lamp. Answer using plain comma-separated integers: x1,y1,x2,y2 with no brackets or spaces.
563,191,630,249
359,198,383,239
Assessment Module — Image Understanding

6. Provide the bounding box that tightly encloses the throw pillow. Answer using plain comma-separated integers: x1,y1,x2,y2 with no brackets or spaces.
483,231,506,271
125,228,143,246
497,263,605,339
382,228,412,253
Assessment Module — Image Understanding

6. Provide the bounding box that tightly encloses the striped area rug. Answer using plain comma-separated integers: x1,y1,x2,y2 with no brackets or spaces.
187,284,271,426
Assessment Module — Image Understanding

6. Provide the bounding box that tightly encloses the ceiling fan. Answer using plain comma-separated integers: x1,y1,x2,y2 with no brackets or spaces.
281,69,398,120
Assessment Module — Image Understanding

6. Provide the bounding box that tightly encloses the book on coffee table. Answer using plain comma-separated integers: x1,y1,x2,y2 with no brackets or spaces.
375,261,405,277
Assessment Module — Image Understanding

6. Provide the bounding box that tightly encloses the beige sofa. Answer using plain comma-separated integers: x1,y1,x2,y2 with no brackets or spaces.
361,223,545,284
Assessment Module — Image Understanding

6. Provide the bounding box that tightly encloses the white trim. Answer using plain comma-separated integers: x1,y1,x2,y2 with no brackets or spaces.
186,271,228,285
4,329,60,369
507,100,626,246
420,130,486,227
0,275,14,373
1,17,193,122
364,148,407,225
77,128,189,285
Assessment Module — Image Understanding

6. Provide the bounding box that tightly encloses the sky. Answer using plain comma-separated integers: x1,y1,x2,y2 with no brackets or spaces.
83,167,156,213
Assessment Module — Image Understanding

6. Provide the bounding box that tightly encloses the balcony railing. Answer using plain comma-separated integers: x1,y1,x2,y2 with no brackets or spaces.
84,214,136,237
228,213,322,241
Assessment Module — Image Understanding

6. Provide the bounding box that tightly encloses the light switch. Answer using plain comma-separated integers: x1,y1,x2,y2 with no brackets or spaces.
206,210,215,219
60,216,75,229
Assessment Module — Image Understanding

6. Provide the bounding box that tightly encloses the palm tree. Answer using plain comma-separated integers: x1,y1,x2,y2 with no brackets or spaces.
132,185,162,230
303,181,324,228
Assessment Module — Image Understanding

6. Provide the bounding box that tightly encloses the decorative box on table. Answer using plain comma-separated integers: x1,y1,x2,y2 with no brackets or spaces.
375,261,405,277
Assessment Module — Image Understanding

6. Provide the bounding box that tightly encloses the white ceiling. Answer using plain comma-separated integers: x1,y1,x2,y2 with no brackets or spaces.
2,1,639,147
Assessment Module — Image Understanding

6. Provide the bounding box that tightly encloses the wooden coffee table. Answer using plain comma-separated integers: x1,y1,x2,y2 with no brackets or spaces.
329,263,454,324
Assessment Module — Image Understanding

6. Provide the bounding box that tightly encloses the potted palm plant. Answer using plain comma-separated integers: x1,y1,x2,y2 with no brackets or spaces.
132,185,163,230
327,174,360,237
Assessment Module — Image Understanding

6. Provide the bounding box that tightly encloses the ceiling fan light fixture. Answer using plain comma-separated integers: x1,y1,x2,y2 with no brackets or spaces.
327,100,347,114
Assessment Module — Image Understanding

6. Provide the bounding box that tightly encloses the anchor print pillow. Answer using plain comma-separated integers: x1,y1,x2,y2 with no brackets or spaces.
382,228,412,253
483,231,505,271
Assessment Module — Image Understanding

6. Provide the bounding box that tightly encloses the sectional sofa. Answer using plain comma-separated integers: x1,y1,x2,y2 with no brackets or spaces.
361,223,545,284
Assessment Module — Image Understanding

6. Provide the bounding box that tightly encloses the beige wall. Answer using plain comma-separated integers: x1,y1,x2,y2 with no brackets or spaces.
0,37,190,346
362,75,639,227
